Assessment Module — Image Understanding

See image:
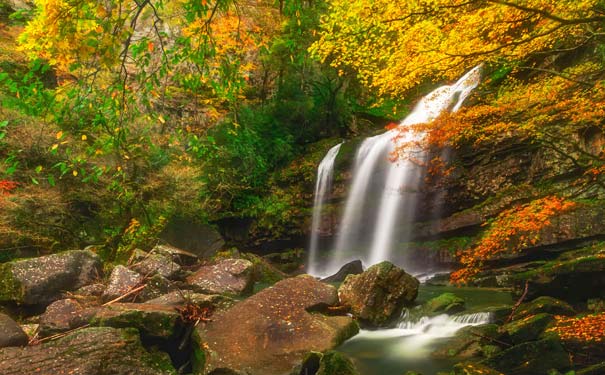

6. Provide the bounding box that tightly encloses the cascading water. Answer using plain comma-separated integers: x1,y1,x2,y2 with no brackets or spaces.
308,65,482,277
307,143,342,276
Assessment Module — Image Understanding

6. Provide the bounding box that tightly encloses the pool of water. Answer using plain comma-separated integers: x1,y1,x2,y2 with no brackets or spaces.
338,285,513,375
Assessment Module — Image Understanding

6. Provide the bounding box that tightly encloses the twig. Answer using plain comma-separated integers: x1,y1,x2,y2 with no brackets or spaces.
506,280,529,323
102,284,146,306
33,324,91,344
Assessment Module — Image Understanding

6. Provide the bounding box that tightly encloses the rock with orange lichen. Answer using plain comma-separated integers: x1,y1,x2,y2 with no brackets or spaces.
192,275,359,375
338,261,419,326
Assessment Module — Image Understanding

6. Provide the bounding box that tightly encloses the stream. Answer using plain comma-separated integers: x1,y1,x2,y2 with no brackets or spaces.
338,285,513,375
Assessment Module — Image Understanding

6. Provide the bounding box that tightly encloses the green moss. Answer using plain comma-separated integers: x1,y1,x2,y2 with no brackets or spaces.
424,293,466,315
91,307,178,338
501,313,554,344
190,327,207,375
317,351,359,375
0,262,21,302
332,319,360,347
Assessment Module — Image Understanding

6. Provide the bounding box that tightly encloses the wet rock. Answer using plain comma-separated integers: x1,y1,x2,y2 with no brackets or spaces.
102,266,143,302
186,258,254,296
500,313,554,344
0,250,102,305
433,324,500,360
294,351,359,375
131,249,182,280
321,260,364,283
338,261,419,326
39,298,83,337
193,275,359,375
0,313,28,348
424,293,466,315
512,296,575,320
241,252,288,285
0,326,176,374
483,338,571,375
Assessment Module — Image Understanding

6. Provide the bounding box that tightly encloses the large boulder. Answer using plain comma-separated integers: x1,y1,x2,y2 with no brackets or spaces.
500,313,554,345
87,303,182,338
102,265,143,302
39,298,83,337
186,258,254,296
338,261,419,326
0,326,176,374
0,313,28,348
423,293,466,315
0,250,102,305
193,275,359,375
511,296,575,320
160,218,225,259
321,260,364,283
131,249,182,280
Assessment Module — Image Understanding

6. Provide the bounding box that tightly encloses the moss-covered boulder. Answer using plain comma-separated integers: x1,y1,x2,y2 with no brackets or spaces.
0,326,176,374
241,252,287,285
193,275,359,375
131,249,182,280
0,250,101,305
338,261,419,326
500,313,554,344
512,296,575,320
144,290,234,311
186,258,254,296
294,351,359,375
433,324,501,360
483,338,571,375
0,313,28,348
424,293,466,315
88,303,182,338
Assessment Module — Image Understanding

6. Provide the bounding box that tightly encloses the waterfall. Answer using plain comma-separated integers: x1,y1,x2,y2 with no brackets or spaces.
307,143,342,276
311,65,482,277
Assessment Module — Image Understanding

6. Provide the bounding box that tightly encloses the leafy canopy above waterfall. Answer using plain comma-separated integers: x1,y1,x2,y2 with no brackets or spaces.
310,0,605,98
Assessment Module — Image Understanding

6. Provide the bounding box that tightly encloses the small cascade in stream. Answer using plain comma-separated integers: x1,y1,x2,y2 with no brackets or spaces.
307,143,342,276
308,65,482,277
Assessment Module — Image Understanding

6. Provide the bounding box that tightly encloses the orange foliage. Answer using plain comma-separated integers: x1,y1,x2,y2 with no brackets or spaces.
0,180,18,195
547,313,605,343
451,196,576,284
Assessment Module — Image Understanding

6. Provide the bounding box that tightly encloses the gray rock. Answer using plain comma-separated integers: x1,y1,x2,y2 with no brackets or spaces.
102,266,143,302
144,290,234,310
0,250,102,305
135,274,174,302
338,261,419,326
39,298,83,337
0,313,28,348
130,249,182,280
186,258,254,296
75,283,105,297
0,326,176,374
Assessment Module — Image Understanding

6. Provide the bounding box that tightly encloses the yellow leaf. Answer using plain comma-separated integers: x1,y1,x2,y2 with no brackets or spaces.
51,144,58,150
81,134,87,141
158,115,165,124
56,131,63,139
72,170,78,176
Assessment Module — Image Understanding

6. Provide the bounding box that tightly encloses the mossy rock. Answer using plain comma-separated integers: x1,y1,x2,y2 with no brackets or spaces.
241,252,287,285
512,297,574,320
483,338,571,375
89,303,182,338
293,350,359,375
424,293,466,315
577,362,605,375
500,313,554,344
451,362,504,375
0,326,176,374
433,324,500,360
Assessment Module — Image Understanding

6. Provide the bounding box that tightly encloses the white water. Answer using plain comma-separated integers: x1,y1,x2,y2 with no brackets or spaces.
348,311,492,357
307,143,342,276
310,65,482,277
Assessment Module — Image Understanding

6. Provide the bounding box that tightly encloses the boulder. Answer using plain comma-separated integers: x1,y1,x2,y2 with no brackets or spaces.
136,274,175,302
102,265,143,302
433,324,500,360
338,261,419,326
193,275,359,375
0,313,28,348
87,303,182,338
0,326,176,374
483,338,571,375
160,218,225,259
424,293,466,315
241,252,287,285
0,250,102,305
512,296,574,320
321,260,364,283
75,283,105,297
131,249,182,280
39,298,83,337
186,258,254,296
500,313,554,344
